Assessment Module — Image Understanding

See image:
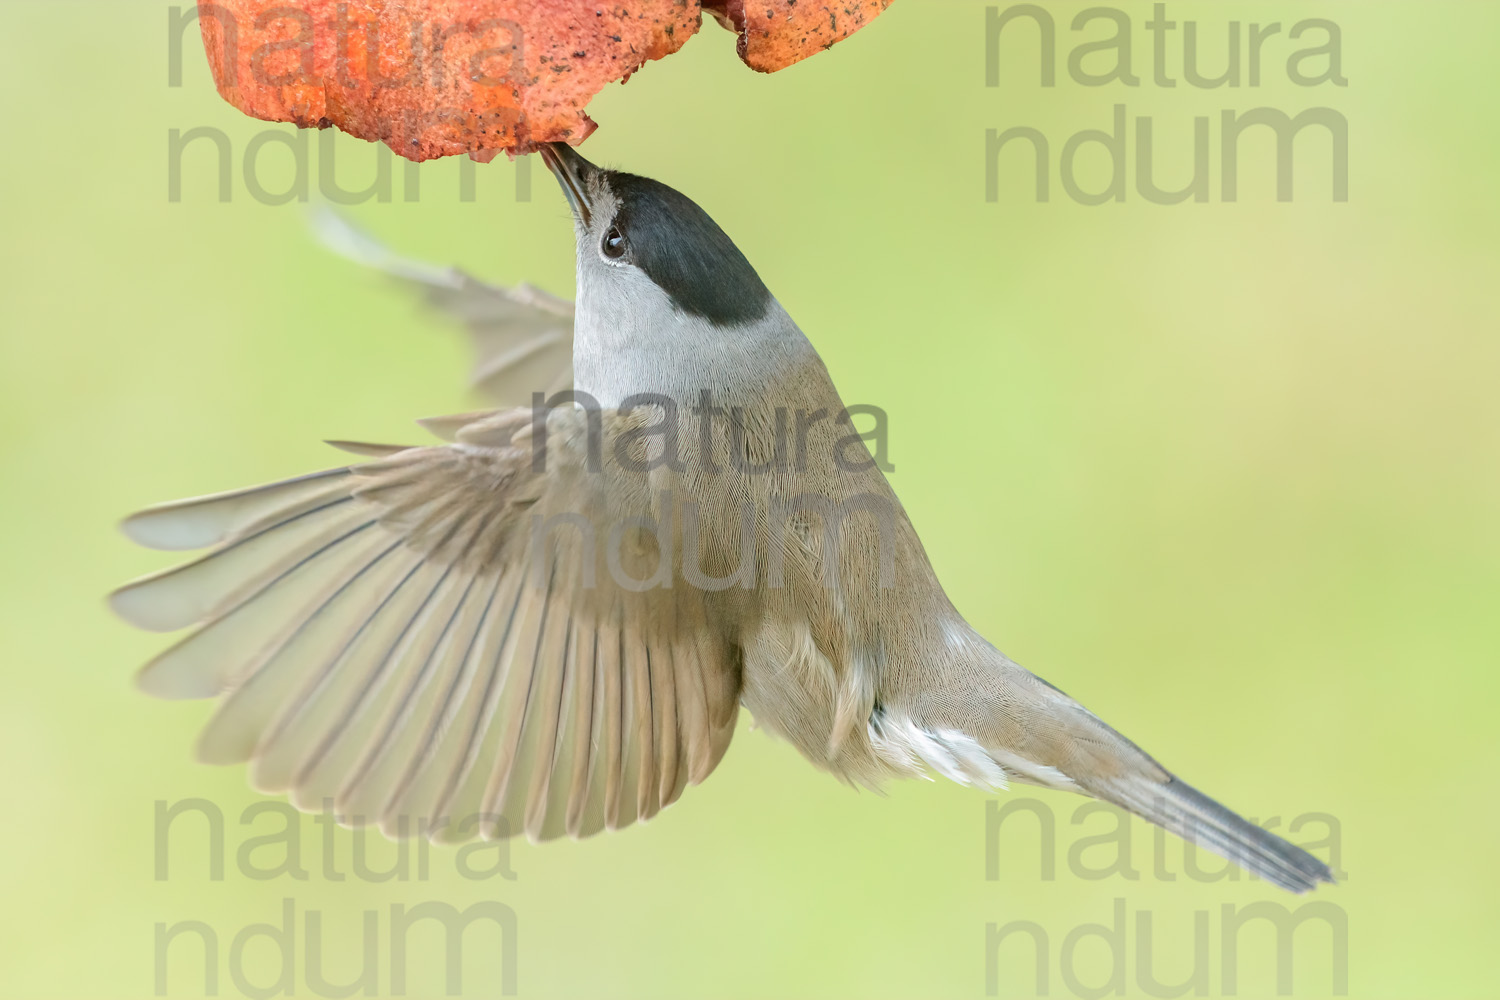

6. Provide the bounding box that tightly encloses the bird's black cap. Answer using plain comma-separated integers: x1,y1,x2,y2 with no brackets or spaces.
541,143,772,327
607,171,771,326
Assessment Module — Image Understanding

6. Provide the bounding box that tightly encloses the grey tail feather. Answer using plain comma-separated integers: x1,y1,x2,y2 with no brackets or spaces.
1103,775,1335,894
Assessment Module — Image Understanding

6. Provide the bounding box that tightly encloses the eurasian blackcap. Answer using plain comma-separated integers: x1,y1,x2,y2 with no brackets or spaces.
111,143,1332,894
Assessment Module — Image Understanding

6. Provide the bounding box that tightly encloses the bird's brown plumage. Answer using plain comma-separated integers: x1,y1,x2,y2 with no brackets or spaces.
112,173,1334,893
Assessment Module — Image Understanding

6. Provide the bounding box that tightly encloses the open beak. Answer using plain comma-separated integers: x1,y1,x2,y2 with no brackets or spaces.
539,142,596,227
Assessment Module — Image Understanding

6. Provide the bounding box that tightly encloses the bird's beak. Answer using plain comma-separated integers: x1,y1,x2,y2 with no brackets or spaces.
539,142,596,227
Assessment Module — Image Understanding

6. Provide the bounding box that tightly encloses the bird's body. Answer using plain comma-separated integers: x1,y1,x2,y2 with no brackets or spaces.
112,145,1333,892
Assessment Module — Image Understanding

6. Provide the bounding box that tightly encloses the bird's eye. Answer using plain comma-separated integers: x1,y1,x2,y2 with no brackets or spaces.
601,225,627,259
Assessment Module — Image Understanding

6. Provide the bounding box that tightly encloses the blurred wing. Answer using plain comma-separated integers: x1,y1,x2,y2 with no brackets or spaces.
312,208,574,405
111,407,740,843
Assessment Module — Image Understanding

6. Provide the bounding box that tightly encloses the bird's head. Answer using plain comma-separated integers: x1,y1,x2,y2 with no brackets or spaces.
539,142,772,330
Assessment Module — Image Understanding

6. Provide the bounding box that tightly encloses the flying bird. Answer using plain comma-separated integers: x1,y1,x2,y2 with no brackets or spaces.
111,144,1333,893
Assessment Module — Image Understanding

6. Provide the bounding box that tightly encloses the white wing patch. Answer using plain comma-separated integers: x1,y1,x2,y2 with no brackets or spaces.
867,711,1081,793
985,747,1078,791
867,712,1008,792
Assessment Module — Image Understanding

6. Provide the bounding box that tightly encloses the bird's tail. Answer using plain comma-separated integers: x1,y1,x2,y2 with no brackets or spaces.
979,655,1335,893
1090,769,1334,893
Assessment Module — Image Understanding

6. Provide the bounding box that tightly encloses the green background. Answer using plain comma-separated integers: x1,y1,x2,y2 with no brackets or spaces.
2,1,1496,996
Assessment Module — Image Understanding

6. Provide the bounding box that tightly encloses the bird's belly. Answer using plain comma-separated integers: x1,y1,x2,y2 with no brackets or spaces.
734,613,898,790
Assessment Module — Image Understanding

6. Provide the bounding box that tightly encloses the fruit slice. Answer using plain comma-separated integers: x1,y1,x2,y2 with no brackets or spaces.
195,0,701,161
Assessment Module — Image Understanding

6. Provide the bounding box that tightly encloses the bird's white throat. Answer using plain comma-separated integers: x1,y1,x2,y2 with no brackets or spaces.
572,267,813,408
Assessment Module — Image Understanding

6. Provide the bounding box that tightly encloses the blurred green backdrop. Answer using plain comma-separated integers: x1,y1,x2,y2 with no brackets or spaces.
2,1,1497,997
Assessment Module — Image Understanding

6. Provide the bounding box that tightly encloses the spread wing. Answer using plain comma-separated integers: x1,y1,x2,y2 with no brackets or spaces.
111,407,740,843
312,208,574,405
